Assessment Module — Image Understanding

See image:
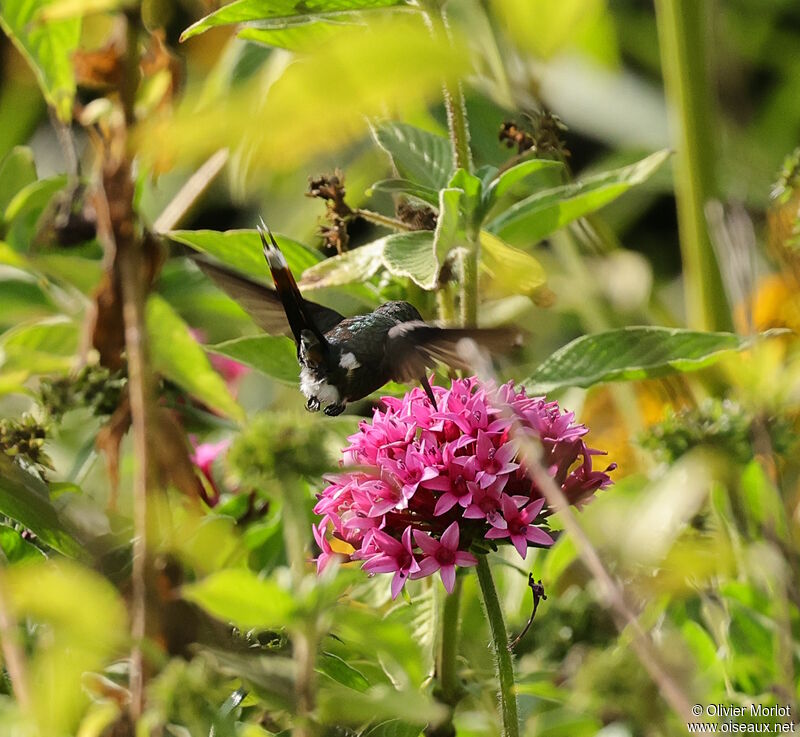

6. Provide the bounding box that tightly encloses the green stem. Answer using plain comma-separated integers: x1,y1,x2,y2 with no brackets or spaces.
437,577,463,707
654,0,731,332
444,81,473,174
354,208,415,232
460,243,479,327
475,556,519,737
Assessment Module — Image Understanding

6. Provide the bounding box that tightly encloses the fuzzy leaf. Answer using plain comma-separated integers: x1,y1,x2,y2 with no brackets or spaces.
374,123,455,191
207,335,299,384
299,241,384,289
432,188,462,263
524,326,783,393
487,150,670,244
381,231,438,289
147,295,245,422
183,569,295,629
0,0,80,121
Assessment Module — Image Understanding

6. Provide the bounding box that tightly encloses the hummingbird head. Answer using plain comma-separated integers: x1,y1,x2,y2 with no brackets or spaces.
299,329,325,371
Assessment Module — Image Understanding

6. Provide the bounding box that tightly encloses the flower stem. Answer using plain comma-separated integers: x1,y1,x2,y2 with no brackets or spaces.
354,208,415,233
654,0,731,331
437,576,463,706
475,555,519,737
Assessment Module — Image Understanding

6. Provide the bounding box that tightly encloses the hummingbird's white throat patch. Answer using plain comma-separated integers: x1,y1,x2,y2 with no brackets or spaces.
299,367,340,406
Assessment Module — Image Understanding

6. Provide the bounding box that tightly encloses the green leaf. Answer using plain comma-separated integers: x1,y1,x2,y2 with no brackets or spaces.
0,146,37,214
0,524,45,563
183,569,295,629
524,326,782,394
146,295,245,422
368,179,439,206
169,229,320,279
487,150,670,244
237,17,344,51
0,316,79,374
0,0,80,121
432,188,462,263
359,720,422,737
4,176,67,251
208,335,298,384
317,651,370,693
181,0,406,41
381,231,438,289
0,455,84,558
479,231,546,299
482,157,564,209
299,241,384,289
374,123,455,191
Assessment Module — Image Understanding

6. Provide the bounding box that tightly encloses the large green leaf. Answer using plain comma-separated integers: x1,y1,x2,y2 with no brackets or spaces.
146,295,245,422
374,123,455,191
0,0,80,121
182,569,295,629
169,229,320,279
3,175,67,251
0,146,37,214
432,187,462,263
524,326,780,393
487,150,670,244
181,0,407,41
208,335,299,384
381,231,438,290
237,17,344,51
0,455,84,558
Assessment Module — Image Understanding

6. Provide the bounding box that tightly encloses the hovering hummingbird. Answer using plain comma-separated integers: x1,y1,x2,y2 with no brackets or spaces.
191,220,520,416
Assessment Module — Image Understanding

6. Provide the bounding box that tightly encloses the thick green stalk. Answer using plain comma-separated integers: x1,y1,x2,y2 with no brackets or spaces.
475,556,519,737
437,577,463,706
654,0,731,331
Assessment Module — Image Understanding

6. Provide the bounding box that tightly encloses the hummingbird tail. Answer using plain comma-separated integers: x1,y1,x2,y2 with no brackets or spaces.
256,218,327,349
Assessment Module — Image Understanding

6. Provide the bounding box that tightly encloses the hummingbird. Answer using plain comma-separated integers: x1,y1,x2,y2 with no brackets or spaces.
191,219,520,416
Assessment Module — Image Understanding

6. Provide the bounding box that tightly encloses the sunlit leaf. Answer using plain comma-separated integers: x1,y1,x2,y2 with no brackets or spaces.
374,123,455,191
36,0,130,20
181,0,407,41
0,146,37,214
524,326,783,393
0,0,80,121
238,17,347,51
381,231,438,289
169,229,320,279
183,569,295,629
0,455,83,557
146,295,245,422
368,178,439,206
208,335,299,384
145,17,467,173
479,230,546,300
299,241,384,289
487,150,670,244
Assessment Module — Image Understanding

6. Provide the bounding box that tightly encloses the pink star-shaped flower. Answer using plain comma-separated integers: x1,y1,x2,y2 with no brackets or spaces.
413,522,477,593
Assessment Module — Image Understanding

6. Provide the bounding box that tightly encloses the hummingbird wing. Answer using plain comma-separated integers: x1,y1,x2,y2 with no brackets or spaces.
191,255,345,338
385,322,523,382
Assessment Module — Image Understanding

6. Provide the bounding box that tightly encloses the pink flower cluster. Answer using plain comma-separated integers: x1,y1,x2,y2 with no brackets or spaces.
313,378,615,597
